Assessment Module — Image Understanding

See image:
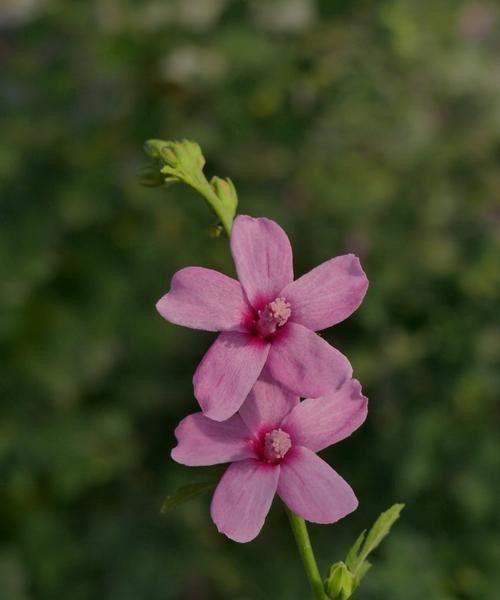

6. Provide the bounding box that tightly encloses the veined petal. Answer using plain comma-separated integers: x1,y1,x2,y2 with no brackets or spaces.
193,332,270,422
156,267,250,332
278,446,358,523
282,255,368,331
239,372,298,437
231,215,293,309
266,323,352,398
171,413,254,466
282,379,368,453
211,460,279,543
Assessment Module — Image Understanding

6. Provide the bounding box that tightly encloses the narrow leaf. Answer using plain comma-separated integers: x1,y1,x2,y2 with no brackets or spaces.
161,480,217,513
345,530,366,573
358,503,405,566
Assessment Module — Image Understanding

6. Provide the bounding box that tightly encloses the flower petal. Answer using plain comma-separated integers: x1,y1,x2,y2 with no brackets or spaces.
171,413,254,466
282,379,368,453
156,267,250,332
211,460,279,542
230,215,294,308
239,371,298,436
278,446,358,523
266,323,352,398
193,332,270,422
282,255,368,331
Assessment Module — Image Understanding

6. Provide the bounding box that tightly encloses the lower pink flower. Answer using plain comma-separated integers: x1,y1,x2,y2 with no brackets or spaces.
171,376,368,542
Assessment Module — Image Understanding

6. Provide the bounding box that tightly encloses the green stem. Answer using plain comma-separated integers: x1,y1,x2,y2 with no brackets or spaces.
286,507,328,600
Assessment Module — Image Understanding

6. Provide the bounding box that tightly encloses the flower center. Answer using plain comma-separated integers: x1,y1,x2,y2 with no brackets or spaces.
262,428,292,463
255,297,291,338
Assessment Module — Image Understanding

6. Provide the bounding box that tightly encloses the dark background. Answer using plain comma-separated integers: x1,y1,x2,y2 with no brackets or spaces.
1,1,499,598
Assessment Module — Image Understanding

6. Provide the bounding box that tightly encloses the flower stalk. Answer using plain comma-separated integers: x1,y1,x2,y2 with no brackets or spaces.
286,507,328,600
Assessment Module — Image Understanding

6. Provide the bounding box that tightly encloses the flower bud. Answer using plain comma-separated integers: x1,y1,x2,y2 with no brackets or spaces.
326,562,354,600
211,176,238,218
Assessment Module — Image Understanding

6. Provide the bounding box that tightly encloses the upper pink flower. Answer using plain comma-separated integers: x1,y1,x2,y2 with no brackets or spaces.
172,375,368,542
157,215,368,421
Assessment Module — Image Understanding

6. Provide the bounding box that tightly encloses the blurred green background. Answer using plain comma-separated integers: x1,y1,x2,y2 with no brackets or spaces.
1,1,499,598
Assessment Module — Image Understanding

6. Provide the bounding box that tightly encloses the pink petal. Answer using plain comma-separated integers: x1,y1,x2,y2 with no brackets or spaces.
211,459,279,542
156,267,250,332
282,379,368,452
230,215,294,308
171,413,254,466
278,446,358,523
266,322,352,398
282,255,368,331
239,371,298,436
193,332,270,422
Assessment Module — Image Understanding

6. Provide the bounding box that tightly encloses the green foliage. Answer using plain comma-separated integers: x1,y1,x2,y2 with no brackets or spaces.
327,504,404,599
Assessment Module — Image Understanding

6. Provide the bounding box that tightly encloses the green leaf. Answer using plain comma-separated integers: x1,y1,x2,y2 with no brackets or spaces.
345,530,366,572
160,480,217,514
357,504,405,570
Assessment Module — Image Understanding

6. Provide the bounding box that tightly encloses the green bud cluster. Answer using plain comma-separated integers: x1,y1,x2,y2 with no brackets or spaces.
143,139,237,236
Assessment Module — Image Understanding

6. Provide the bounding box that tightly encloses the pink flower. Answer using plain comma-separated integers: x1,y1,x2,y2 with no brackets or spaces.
172,376,368,543
157,215,368,421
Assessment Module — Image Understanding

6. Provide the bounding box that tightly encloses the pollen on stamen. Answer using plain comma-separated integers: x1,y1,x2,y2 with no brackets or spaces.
255,297,291,337
268,297,291,324
263,428,292,463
